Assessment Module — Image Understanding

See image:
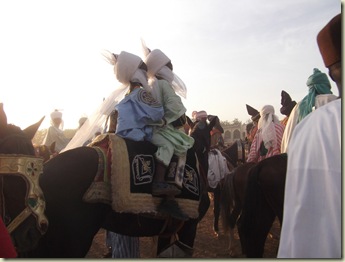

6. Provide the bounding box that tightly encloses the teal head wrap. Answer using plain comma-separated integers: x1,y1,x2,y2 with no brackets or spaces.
298,68,332,123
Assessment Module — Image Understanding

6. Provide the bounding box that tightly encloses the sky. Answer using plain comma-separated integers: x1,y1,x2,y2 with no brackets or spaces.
0,0,341,130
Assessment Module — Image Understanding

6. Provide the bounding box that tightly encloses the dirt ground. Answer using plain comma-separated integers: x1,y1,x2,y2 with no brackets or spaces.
86,193,281,259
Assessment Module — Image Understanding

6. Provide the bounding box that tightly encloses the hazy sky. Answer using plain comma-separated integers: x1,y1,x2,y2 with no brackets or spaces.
0,0,341,129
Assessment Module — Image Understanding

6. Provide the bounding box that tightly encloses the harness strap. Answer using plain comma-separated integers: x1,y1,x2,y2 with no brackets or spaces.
236,140,244,164
7,207,31,234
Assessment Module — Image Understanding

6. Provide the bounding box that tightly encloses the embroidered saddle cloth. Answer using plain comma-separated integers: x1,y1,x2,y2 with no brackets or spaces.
83,134,200,219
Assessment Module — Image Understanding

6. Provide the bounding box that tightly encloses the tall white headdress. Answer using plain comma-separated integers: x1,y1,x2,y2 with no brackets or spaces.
257,105,280,149
141,39,187,99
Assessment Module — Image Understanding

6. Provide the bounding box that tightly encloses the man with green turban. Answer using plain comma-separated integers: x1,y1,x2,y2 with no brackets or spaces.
280,68,337,153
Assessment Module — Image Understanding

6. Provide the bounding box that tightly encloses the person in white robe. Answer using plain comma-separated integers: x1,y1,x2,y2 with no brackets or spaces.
278,13,341,258
42,110,70,153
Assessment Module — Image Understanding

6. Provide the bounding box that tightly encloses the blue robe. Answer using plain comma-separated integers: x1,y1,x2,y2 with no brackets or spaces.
115,87,164,141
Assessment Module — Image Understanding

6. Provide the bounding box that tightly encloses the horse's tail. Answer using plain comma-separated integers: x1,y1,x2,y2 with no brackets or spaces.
240,163,262,235
220,170,235,234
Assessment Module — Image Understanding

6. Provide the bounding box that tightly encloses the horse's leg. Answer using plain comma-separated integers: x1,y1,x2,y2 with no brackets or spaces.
243,199,276,258
156,191,210,257
177,191,210,252
228,227,236,257
213,185,221,236
226,205,242,256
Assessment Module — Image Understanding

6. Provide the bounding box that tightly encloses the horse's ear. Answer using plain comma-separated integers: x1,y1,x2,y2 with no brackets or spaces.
23,116,45,140
186,115,194,129
50,141,56,153
0,103,8,128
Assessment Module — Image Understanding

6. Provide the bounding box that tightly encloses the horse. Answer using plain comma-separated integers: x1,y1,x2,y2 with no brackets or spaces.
0,110,210,258
0,103,47,254
220,161,256,256
220,153,287,257
206,139,246,237
240,153,287,257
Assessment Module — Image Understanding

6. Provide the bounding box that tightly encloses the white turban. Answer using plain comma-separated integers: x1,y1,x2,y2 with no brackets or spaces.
258,105,280,149
196,110,208,121
141,40,187,99
50,110,62,120
114,51,149,90
145,49,170,78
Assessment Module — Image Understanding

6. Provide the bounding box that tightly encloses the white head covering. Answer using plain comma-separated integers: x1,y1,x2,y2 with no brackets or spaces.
50,110,62,120
196,110,208,121
141,39,187,99
50,110,64,129
257,105,280,150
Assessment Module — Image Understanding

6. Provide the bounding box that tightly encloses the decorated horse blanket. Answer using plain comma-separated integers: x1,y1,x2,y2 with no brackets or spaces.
83,134,201,219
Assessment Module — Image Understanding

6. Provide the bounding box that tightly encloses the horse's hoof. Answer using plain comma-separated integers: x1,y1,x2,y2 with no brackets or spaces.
102,249,112,258
213,230,219,238
229,250,237,258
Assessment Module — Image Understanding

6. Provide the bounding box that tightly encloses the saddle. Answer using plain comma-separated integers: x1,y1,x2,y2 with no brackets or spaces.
83,134,201,219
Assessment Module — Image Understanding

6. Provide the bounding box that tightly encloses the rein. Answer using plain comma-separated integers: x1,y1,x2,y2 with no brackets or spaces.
236,140,245,165
0,155,48,234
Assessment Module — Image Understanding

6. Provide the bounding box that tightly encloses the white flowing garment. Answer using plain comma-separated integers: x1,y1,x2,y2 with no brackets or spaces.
207,149,230,188
278,99,341,258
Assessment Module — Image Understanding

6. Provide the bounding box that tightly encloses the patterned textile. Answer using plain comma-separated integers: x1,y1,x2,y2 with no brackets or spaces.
247,122,285,163
83,134,201,219
107,231,139,258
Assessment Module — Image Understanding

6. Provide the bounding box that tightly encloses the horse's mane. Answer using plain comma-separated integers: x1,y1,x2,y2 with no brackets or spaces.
3,124,23,136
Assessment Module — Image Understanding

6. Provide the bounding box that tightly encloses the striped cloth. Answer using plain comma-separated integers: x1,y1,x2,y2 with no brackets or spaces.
247,122,285,163
107,231,140,258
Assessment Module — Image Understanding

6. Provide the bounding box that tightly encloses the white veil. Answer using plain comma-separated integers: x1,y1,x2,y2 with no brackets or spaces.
61,85,128,152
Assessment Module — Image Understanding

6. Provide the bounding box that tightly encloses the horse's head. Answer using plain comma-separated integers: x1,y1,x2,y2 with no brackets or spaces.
0,113,44,155
221,140,246,167
0,105,47,253
0,156,48,253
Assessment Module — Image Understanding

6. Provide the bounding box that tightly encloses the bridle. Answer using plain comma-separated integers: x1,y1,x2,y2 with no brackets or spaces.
0,155,48,235
236,140,245,165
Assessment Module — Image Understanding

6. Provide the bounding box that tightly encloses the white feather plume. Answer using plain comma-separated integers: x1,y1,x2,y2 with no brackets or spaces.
141,38,151,58
101,49,117,65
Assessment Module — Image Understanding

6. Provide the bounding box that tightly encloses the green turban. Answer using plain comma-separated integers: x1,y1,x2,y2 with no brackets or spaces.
298,68,332,123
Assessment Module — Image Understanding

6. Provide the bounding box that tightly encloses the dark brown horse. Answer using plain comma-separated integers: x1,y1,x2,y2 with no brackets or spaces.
0,103,47,254
3,111,210,258
221,153,287,257
18,137,208,258
220,161,256,256
205,140,245,237
240,153,287,257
